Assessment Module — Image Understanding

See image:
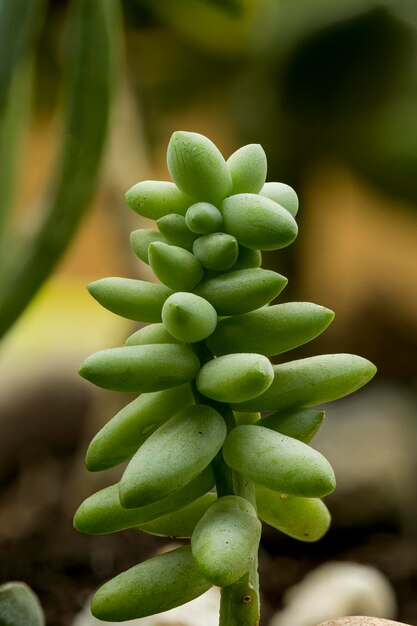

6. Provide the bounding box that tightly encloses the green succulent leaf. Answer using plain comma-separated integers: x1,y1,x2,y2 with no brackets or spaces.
87,277,173,323
79,344,200,392
125,180,192,219
130,229,168,264
233,354,377,412
222,193,298,250
231,246,262,270
259,407,325,443
119,404,227,507
86,384,194,471
223,425,336,497
167,131,232,202
197,353,274,404
125,323,180,346
162,292,217,343
138,492,217,538
74,466,215,535
91,546,212,621
191,496,261,587
194,268,287,315
207,302,334,357
157,213,199,249
256,486,331,542
227,144,267,195
193,232,239,271
185,202,223,234
149,241,203,291
0,582,44,626
260,182,299,217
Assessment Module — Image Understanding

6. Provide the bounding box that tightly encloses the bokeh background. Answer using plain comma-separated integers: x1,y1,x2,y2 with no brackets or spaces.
0,1,416,625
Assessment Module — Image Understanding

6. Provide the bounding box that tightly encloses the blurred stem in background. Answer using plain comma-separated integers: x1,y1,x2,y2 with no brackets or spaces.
0,0,121,340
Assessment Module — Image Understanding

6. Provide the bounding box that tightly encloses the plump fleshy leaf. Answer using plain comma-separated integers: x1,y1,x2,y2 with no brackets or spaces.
130,229,168,264
233,354,377,412
88,277,172,322
197,353,274,403
227,144,267,194
207,302,334,356
149,241,203,291
86,384,194,471
185,202,223,234
256,486,331,542
79,344,200,392
162,292,217,343
222,193,298,250
259,407,325,443
0,582,44,626
191,496,261,586
194,268,287,315
223,425,336,497
167,131,232,202
73,466,215,534
125,180,191,219
138,492,217,538
91,546,212,621
260,182,299,217
119,404,226,507
193,232,239,271
125,323,180,346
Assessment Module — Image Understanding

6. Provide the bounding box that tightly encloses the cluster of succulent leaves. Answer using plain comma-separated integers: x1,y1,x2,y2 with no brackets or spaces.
74,131,376,623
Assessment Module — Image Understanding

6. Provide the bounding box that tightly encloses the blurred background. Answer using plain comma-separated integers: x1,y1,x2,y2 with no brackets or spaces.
0,0,416,624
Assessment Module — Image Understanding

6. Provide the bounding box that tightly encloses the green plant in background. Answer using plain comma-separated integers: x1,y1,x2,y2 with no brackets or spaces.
0,0,119,339
0,582,45,626
74,131,376,625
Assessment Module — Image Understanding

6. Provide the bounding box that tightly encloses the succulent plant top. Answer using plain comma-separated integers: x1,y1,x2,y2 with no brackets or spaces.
75,131,376,625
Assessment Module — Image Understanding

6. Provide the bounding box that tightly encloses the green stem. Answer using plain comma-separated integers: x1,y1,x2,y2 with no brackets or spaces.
219,472,260,626
191,342,260,626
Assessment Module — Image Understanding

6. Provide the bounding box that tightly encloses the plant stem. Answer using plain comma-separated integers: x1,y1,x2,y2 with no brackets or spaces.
191,343,260,625
219,472,260,626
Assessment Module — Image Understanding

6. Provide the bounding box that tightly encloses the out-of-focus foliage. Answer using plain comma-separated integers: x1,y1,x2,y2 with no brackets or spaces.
0,0,120,339
0,0,416,338
0,582,45,626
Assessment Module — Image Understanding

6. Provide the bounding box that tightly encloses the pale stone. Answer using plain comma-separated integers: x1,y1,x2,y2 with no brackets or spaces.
269,562,396,626
317,618,410,626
